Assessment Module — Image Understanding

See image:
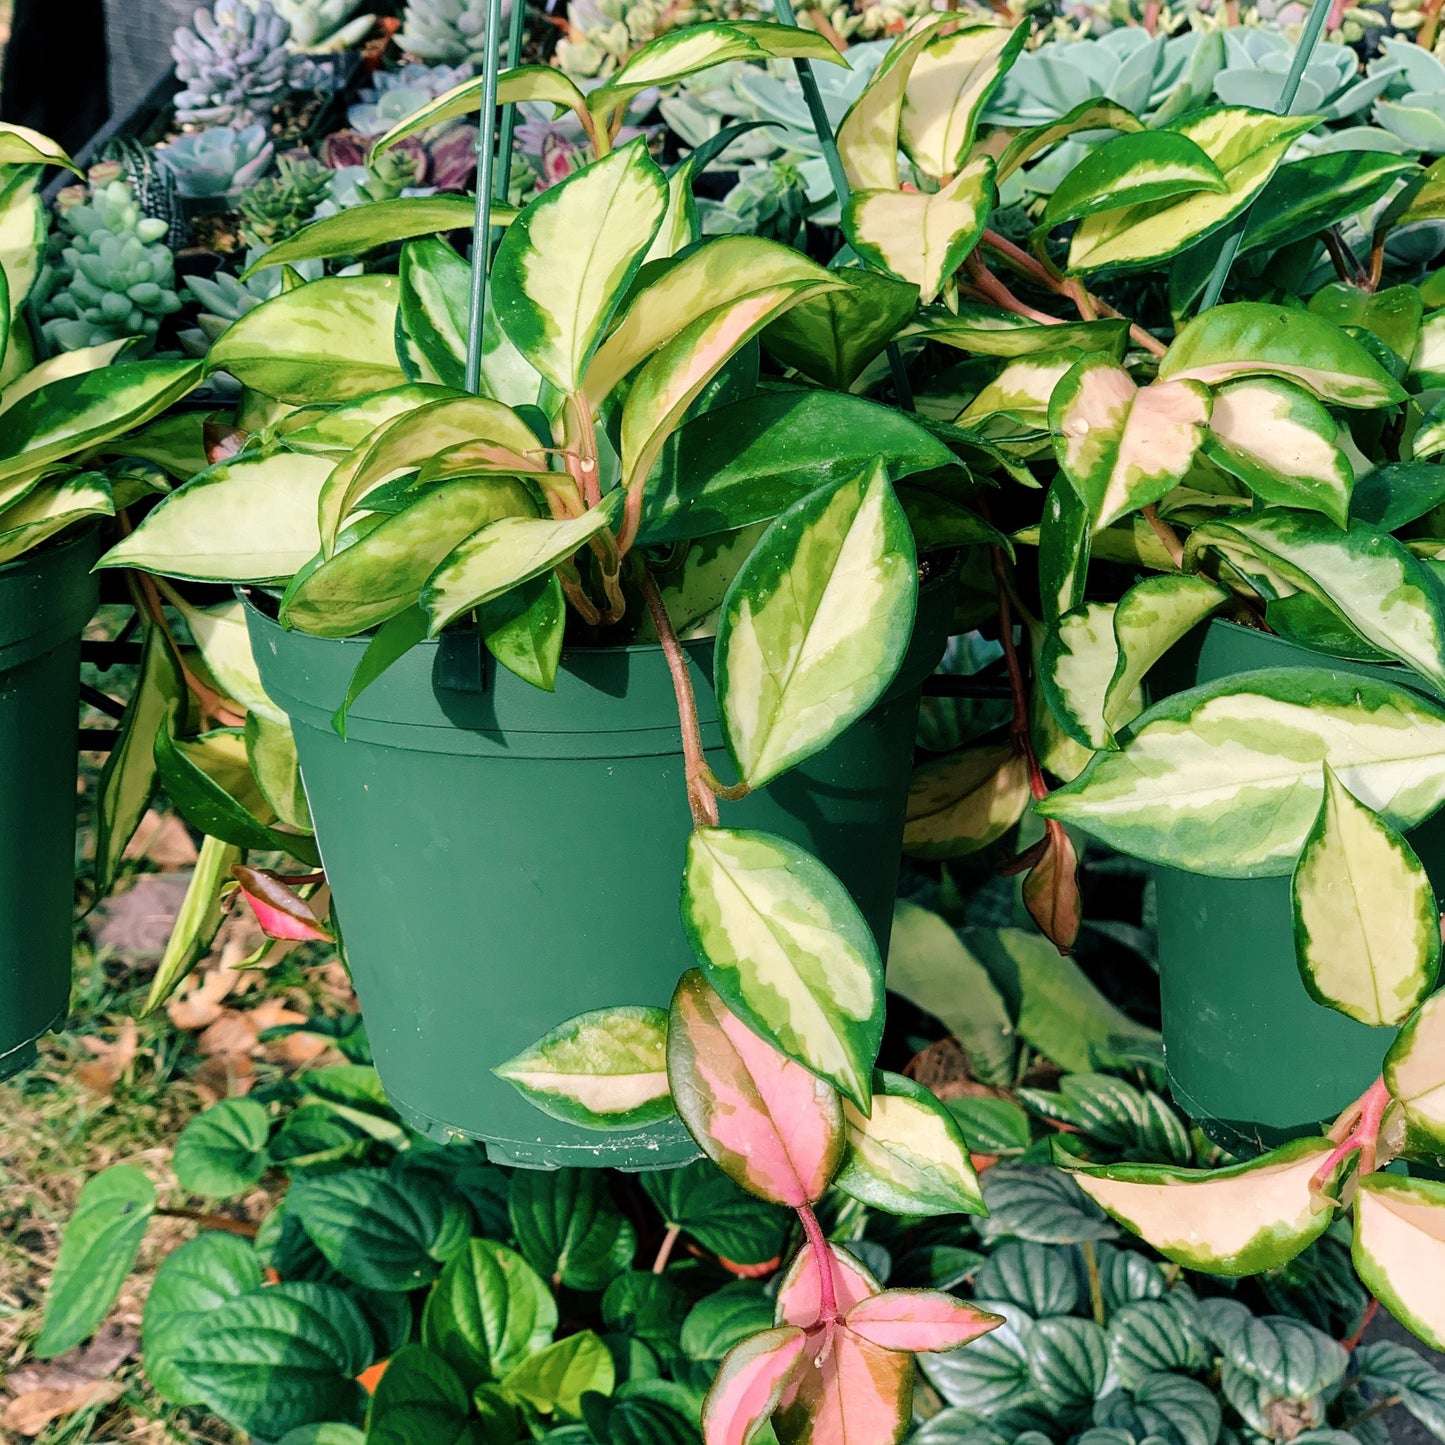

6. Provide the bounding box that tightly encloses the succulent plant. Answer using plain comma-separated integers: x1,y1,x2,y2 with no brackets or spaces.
172,0,313,128
395,0,512,65
1212,29,1398,120
346,62,474,135
554,0,760,79
178,251,332,357
239,151,333,248
321,122,480,191
793,0,936,42
700,159,812,243
157,123,275,199
39,169,183,354
1369,37,1445,152
271,0,376,49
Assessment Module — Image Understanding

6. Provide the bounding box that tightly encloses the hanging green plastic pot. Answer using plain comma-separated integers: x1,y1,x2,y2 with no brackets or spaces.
245,572,955,1169
1155,620,1440,1155
0,527,101,1080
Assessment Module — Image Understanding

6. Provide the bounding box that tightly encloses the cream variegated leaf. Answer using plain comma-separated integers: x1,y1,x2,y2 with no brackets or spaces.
903,744,1031,859
1038,670,1445,878
1385,990,1445,1152
276,384,454,456
774,1324,913,1445
1185,512,1445,693
0,472,113,565
703,1327,808,1445
681,827,884,1111
1291,765,1441,1029
837,14,953,192
1353,1175,1445,1351
899,23,1026,180
1103,574,1229,738
959,353,1080,430
1160,302,1406,408
1203,377,1354,527
494,1006,674,1130
1042,601,1120,752
420,494,622,633
1050,355,1210,531
1067,108,1316,275
1041,129,1226,231
715,460,917,788
491,139,668,395
586,236,834,409
619,278,843,492
98,450,334,582
834,1071,985,1217
844,156,995,305
1060,1136,1342,1276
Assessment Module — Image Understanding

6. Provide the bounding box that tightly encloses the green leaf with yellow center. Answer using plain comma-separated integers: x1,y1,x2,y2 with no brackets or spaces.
1185,511,1445,694
835,1071,985,1217
680,827,884,1112
494,1006,674,1131
1059,1136,1342,1277
1037,669,1445,878
1385,990,1445,1153
1353,1175,1445,1351
1043,130,1227,232
1050,355,1210,531
1202,377,1354,528
715,459,916,789
903,744,1031,860
959,352,1080,431
491,139,668,396
1067,107,1317,275
844,155,995,305
1291,765,1440,1029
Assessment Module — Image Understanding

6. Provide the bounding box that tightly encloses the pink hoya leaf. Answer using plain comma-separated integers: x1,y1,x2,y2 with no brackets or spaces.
231,865,330,942
774,1324,912,1445
844,1289,1004,1353
668,970,844,1207
702,1325,809,1445
776,1241,879,1327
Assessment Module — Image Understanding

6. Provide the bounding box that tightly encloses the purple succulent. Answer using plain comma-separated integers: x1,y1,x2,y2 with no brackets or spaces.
424,123,481,191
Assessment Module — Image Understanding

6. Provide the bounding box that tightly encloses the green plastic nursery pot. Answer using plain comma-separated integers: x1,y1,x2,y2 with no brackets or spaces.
0,527,100,1080
1155,620,1442,1156
245,575,954,1170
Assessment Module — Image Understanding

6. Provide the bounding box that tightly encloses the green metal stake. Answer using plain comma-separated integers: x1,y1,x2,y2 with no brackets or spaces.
1196,0,1333,313
765,0,916,409
464,0,509,395
495,0,529,205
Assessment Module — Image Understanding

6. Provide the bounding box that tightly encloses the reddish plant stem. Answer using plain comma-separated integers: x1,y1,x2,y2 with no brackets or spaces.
155,1208,258,1238
988,542,1049,804
1422,0,1445,51
653,1223,682,1274
1368,227,1388,292
1342,1296,1382,1353
637,564,719,829
796,1203,837,1323
1143,505,1186,568
136,573,246,729
965,255,1060,325
1142,0,1160,31
1314,1076,1393,1187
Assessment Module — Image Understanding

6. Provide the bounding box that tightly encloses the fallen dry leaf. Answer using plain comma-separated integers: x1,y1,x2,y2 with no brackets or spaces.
193,1051,256,1102
167,965,240,1031
74,1018,139,1096
122,810,199,869
903,1037,990,1103
3,1324,136,1435
87,874,191,957
3,1380,122,1435
197,1010,258,1059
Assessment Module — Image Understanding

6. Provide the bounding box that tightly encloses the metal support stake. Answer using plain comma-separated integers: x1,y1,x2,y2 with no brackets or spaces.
1196,0,1333,313
464,0,510,394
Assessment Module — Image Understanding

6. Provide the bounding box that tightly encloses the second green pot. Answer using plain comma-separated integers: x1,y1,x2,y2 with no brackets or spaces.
246,575,954,1170
1155,620,1438,1155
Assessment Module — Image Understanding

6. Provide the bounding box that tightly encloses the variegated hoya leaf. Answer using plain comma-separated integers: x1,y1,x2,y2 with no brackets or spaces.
1043,130,1227,232
845,156,995,305
1185,512,1445,693
667,969,844,1208
1038,669,1445,878
421,495,622,634
492,139,668,395
1050,355,1210,531
1384,989,1445,1152
834,1071,986,1218
231,866,330,943
715,460,917,789
0,472,112,565
277,384,454,456
98,450,334,583
910,304,1129,361
1042,601,1123,753
903,744,1030,859
681,827,884,1111
844,1290,1003,1353
1291,765,1440,1029
703,1326,808,1445
960,352,1079,431
619,278,842,493
837,14,953,192
1059,1136,1343,1276
1067,108,1315,274
1203,377,1354,528
207,276,406,403
776,1241,880,1325
494,1006,674,1131
996,98,1145,183
773,1324,913,1445
899,23,1026,180
1352,1174,1445,1351
1160,302,1407,408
